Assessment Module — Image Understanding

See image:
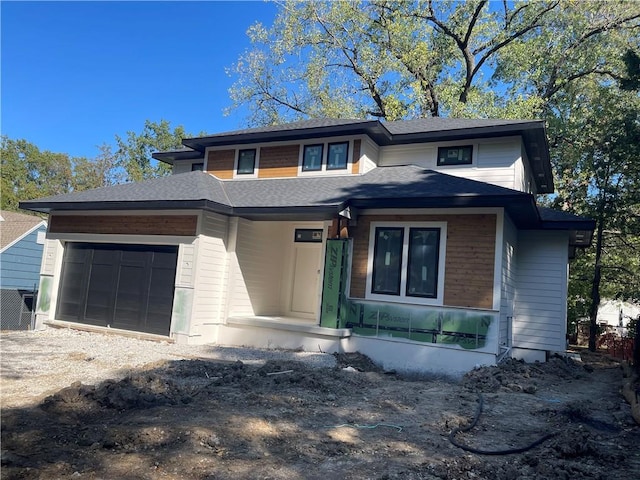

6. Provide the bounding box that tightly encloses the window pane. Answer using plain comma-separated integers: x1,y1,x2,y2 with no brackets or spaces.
327,142,348,170
238,149,256,174
191,163,204,171
302,144,323,171
406,228,440,298
372,227,404,295
437,146,472,166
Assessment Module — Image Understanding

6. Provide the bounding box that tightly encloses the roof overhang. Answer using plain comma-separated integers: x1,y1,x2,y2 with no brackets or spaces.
181,120,390,151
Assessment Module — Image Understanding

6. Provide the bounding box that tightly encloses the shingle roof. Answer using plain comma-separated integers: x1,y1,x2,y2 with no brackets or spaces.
0,210,46,250
21,167,528,212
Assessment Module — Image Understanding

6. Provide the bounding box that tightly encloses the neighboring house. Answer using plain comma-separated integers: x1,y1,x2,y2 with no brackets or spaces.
21,118,595,375
0,210,47,330
597,299,640,336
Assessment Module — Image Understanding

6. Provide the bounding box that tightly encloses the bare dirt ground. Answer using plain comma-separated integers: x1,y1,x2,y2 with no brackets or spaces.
1,330,639,480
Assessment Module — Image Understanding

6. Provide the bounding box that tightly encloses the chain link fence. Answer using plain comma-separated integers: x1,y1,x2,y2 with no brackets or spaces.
1,289,37,331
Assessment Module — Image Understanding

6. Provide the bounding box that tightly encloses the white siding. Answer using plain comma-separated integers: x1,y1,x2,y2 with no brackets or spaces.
377,137,524,191
513,231,569,351
499,216,518,347
360,136,379,173
227,220,287,317
173,162,191,175
41,239,61,276
190,212,229,331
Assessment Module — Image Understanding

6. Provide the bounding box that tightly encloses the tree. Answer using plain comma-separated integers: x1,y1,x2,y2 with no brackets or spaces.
1,137,74,212
227,0,640,123
114,119,190,183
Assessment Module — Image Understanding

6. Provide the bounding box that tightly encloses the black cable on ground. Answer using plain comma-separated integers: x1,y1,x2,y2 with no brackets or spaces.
448,393,558,455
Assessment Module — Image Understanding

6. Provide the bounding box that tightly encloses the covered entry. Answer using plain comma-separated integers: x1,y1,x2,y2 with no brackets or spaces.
56,242,178,336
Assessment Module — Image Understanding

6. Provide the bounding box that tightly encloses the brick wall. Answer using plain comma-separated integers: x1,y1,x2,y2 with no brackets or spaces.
349,214,496,309
49,215,198,236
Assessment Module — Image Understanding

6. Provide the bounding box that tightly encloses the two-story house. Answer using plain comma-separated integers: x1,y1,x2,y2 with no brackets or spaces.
21,118,594,375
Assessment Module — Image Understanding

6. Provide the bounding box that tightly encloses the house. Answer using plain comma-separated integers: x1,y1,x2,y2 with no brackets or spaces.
20,118,595,375
0,210,47,330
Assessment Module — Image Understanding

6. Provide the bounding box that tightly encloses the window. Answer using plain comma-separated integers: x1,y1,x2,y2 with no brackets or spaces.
437,146,473,166
302,144,323,171
405,228,440,297
237,149,256,174
372,227,404,295
191,162,204,172
368,223,446,303
327,142,349,170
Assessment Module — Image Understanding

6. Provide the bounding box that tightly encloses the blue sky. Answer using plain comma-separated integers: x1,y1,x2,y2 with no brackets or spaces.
1,1,278,158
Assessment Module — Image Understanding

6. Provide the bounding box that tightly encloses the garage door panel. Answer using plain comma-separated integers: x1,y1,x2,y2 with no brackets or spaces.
57,243,177,336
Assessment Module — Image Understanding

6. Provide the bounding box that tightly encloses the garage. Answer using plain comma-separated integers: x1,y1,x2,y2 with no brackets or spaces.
56,243,178,336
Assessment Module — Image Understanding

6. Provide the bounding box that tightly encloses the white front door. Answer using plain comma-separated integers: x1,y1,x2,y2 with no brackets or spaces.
289,242,322,317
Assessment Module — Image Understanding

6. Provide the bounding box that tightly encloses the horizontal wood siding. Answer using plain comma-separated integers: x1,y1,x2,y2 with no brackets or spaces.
0,227,46,289
227,220,286,316
513,231,568,350
49,215,197,236
258,145,300,178
207,149,235,179
191,212,229,326
351,139,361,174
349,214,496,309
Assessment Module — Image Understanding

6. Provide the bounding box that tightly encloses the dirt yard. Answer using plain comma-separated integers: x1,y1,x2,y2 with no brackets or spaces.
1,330,639,479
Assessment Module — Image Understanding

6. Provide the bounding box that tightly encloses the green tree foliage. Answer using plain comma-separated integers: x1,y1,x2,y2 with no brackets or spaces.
114,119,189,182
1,137,74,212
228,0,639,123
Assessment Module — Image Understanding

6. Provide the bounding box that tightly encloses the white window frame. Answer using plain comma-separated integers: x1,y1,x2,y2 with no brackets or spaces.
297,139,353,176
233,148,260,179
365,221,447,306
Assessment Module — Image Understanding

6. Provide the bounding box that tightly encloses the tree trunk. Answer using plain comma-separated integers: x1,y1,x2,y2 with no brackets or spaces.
588,215,605,351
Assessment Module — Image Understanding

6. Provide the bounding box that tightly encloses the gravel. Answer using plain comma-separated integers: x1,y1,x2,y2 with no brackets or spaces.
0,326,336,409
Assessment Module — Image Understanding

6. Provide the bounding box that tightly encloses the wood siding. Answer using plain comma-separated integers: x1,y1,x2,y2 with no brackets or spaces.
351,139,361,174
513,231,568,351
258,145,300,178
349,214,496,310
207,149,235,179
49,215,197,236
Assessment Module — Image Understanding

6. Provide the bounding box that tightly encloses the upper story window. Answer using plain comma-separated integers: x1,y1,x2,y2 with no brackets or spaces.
300,139,352,175
367,222,447,305
237,149,257,174
191,162,204,172
437,145,473,166
302,144,324,171
327,142,349,170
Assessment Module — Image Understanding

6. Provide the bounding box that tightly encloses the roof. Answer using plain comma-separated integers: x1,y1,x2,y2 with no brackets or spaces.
20,168,592,243
0,210,47,252
153,117,553,193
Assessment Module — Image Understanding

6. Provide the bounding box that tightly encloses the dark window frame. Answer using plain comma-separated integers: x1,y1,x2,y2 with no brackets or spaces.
326,141,349,170
405,227,440,299
237,149,257,175
191,162,204,172
371,227,404,296
302,144,324,171
437,145,473,166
